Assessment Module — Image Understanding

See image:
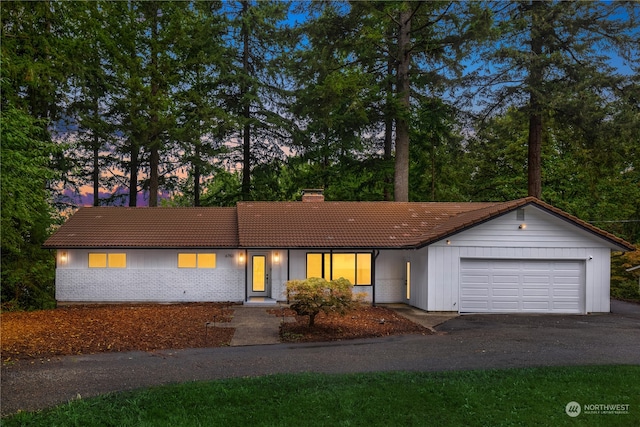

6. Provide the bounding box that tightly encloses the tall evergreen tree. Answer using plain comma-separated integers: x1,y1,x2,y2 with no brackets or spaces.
0,104,61,309
292,1,490,201
173,1,230,206
223,0,291,200
475,1,639,198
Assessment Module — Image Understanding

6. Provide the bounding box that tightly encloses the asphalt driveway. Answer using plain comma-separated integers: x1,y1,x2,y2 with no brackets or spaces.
2,300,639,416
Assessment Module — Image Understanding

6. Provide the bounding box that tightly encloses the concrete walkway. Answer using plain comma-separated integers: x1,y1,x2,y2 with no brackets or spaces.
224,305,292,346
221,303,456,347
380,304,458,332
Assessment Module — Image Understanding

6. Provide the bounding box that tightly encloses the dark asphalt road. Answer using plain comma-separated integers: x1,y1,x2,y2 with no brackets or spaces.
2,300,639,416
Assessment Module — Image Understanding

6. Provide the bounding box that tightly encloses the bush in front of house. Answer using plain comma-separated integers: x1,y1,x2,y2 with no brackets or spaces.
286,277,360,327
611,249,640,303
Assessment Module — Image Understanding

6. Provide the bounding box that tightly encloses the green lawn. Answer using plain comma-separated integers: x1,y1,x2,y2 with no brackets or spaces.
4,366,638,426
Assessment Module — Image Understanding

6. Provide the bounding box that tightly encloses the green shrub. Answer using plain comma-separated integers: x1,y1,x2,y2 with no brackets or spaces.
286,277,359,327
611,249,640,303
611,280,640,302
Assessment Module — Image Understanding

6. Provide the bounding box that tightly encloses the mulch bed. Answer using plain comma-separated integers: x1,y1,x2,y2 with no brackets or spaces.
272,305,431,342
1,303,430,362
1,303,234,362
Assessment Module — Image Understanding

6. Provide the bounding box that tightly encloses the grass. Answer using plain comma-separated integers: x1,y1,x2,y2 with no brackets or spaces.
4,366,639,426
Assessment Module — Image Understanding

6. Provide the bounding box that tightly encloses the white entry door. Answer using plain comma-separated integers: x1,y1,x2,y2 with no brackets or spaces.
460,259,584,313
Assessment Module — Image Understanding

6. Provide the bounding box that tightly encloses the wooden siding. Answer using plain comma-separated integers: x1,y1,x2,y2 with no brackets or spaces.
427,206,614,313
433,206,621,249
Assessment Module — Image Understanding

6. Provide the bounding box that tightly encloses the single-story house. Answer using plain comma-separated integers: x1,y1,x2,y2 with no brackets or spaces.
43,192,635,314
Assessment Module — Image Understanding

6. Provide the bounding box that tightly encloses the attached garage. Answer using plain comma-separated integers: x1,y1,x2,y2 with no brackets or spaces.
459,259,584,313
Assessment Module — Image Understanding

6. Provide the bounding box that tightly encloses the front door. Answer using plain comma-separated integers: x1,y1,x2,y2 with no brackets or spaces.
250,253,270,298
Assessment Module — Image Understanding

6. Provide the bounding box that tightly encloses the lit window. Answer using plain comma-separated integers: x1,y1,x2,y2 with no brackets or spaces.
89,253,107,268
178,253,197,268
89,253,126,268
178,253,216,269
357,253,372,285
108,253,127,268
406,261,411,300
333,253,356,284
198,253,216,269
306,253,323,278
306,252,372,285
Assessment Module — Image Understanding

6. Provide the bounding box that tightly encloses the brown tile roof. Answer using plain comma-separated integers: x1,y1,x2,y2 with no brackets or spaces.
43,198,635,251
236,201,501,248
43,207,238,248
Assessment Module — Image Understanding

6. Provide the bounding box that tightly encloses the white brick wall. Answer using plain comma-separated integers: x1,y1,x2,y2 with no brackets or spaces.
56,268,245,303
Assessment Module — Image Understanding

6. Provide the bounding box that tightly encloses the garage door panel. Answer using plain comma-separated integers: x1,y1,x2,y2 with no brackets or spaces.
522,288,549,297
523,274,551,283
462,300,490,310
460,259,584,314
522,301,551,311
493,275,520,284
491,288,519,297
554,288,580,297
553,301,581,310
460,287,489,297
491,301,520,311
461,274,490,284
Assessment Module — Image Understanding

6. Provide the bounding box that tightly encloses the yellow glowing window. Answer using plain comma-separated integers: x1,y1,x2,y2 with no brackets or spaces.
306,253,323,278
88,253,107,268
178,253,197,268
198,253,216,269
332,253,356,284
356,253,372,285
406,261,411,300
306,252,371,285
108,253,127,268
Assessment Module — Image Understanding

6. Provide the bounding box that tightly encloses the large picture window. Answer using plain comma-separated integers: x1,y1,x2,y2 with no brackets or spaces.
306,252,372,285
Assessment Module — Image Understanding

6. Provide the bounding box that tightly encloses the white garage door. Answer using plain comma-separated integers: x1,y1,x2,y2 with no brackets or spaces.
460,259,584,313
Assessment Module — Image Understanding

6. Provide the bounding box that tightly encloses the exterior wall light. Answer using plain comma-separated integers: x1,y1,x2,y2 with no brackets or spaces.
59,251,68,265
446,240,451,245
519,224,527,230
238,252,245,264
273,252,280,263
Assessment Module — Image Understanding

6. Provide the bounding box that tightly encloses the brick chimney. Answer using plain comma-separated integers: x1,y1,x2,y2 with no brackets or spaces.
302,189,325,202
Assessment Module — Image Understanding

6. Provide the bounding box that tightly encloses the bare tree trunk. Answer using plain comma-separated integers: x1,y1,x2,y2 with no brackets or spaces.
384,54,394,201
194,144,201,207
394,5,411,202
240,0,251,201
527,111,542,198
129,141,138,207
92,96,100,206
148,2,160,207
527,1,544,199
